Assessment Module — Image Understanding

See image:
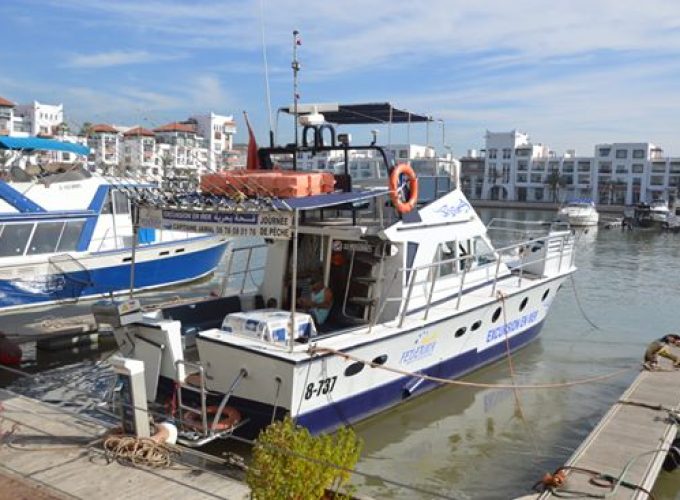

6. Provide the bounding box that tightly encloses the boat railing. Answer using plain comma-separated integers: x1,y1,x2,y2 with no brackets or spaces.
373,230,574,327
220,243,268,295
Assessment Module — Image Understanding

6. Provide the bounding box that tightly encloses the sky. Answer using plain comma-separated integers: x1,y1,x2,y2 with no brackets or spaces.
2,0,680,156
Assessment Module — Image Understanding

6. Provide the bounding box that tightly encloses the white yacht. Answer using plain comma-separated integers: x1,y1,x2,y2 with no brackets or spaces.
557,200,599,227
649,200,670,223
97,107,576,444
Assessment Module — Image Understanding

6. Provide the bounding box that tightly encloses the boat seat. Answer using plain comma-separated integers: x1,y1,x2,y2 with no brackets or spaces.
163,296,243,333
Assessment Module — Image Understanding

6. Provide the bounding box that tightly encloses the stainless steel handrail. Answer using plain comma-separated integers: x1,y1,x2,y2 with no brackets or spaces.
380,230,574,326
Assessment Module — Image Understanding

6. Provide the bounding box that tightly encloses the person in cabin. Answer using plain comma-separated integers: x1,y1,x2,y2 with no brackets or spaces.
297,279,333,327
644,334,680,369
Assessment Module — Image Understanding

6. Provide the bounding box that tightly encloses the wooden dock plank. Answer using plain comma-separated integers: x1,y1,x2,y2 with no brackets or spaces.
538,367,680,499
0,390,249,500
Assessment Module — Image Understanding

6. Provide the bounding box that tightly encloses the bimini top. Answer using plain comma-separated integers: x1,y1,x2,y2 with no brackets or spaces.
0,136,90,155
279,102,432,125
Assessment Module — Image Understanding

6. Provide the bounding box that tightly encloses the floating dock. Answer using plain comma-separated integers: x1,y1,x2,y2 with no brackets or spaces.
0,389,250,499
536,367,680,499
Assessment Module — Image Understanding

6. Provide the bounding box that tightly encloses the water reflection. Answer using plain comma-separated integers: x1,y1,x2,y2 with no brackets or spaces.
2,211,680,499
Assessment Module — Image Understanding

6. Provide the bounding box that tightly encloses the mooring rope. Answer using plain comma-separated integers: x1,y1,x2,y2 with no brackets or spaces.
308,347,636,390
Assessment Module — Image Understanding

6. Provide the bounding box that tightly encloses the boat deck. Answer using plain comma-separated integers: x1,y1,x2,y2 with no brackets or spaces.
536,366,680,499
0,389,249,500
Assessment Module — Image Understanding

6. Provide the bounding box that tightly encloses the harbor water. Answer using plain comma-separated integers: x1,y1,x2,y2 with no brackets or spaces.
2,207,680,499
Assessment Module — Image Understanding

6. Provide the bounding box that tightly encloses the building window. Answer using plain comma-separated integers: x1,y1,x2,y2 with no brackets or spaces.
562,162,574,173
530,173,543,183
532,162,545,171
651,162,666,173
599,147,611,157
502,148,511,159
632,149,645,159
578,161,592,172
598,162,612,173
517,161,528,171
534,188,544,201
488,149,497,159
632,164,644,174
650,175,665,186
399,150,408,159
615,149,627,159
615,165,628,174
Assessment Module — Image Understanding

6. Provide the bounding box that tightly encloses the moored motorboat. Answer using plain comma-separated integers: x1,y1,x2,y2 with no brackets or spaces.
96,107,576,444
0,136,228,311
556,200,599,227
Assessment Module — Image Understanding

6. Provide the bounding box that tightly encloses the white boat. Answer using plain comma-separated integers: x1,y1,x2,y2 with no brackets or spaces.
97,107,576,444
649,200,670,223
557,200,599,227
0,136,228,311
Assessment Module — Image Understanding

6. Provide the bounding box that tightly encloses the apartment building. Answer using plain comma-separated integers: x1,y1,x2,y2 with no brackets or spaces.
13,101,63,136
121,127,158,181
0,97,14,135
190,113,236,170
470,131,678,205
87,124,121,174
153,122,208,189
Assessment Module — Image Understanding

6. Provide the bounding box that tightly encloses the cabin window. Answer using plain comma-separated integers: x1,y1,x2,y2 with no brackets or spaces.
472,236,496,265
437,241,456,277
56,220,86,252
113,191,130,214
27,222,64,255
0,223,34,256
101,191,113,214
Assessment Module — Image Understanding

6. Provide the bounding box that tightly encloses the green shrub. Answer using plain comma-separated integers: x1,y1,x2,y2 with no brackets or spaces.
246,415,363,499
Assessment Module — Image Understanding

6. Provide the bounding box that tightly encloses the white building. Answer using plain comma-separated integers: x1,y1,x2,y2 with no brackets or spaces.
87,124,121,175
473,131,680,205
190,113,237,171
122,127,158,182
13,100,64,136
0,96,14,135
153,122,208,189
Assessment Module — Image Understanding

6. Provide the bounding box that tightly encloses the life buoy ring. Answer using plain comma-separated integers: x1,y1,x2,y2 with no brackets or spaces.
185,405,241,432
389,163,418,214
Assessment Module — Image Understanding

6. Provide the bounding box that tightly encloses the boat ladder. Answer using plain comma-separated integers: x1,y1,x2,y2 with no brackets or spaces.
342,243,385,323
174,360,248,447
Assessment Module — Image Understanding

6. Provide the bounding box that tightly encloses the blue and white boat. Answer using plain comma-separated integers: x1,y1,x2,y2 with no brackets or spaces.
98,106,576,444
0,136,228,311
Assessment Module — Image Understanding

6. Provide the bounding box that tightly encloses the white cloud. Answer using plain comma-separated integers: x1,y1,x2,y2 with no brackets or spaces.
66,50,179,68
186,75,232,113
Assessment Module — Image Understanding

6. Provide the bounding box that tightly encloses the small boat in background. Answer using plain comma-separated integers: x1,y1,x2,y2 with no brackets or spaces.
556,199,599,227
650,200,670,223
0,136,229,312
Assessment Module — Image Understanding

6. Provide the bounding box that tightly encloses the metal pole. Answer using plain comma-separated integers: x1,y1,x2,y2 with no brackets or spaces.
289,209,299,352
129,204,139,298
292,30,300,171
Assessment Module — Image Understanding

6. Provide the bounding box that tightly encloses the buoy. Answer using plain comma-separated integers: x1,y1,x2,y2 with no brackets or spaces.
185,405,241,432
152,421,178,445
0,333,21,366
389,163,419,214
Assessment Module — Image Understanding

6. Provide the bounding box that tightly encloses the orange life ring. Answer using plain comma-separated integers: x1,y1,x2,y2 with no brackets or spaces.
389,163,418,214
185,405,241,432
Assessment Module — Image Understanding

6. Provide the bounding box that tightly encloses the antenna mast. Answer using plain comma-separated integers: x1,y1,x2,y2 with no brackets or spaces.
259,0,274,147
292,30,301,170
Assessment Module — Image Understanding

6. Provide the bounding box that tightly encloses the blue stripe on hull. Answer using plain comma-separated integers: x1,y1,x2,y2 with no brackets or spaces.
0,241,228,309
296,319,546,434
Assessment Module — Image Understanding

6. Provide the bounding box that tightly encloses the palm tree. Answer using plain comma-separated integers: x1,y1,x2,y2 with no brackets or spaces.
545,170,566,203
79,122,94,137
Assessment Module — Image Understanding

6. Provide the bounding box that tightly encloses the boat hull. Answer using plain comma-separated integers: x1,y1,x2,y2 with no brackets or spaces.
195,274,567,435
0,237,228,311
